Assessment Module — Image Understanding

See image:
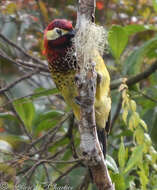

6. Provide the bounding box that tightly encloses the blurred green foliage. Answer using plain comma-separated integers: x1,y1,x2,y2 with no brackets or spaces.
0,0,157,189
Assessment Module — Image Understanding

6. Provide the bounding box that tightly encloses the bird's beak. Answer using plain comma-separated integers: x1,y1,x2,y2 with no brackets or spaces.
67,29,75,38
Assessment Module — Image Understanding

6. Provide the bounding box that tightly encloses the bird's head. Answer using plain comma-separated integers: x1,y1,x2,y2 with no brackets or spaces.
43,19,75,56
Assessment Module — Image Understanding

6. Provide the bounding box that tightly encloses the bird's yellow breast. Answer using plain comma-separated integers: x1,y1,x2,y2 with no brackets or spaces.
51,53,111,129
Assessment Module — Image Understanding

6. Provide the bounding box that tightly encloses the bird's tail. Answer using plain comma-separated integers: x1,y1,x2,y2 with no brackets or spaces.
97,128,107,158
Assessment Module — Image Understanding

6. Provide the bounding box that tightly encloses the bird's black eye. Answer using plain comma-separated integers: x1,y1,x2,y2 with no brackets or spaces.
56,29,62,36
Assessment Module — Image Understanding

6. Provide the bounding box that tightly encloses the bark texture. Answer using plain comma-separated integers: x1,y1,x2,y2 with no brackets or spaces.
75,0,115,189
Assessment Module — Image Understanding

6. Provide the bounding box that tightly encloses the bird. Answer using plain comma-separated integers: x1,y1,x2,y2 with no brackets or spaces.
43,19,111,157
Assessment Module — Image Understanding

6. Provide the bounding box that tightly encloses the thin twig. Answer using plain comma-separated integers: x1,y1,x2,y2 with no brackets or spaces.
53,163,80,183
137,90,157,103
30,158,83,164
47,145,69,160
66,114,78,159
0,33,46,67
1,93,33,141
0,70,39,94
111,95,122,128
0,89,58,109
21,158,81,183
35,0,46,29
17,59,49,72
43,164,50,184
76,171,91,190
48,163,63,175
26,112,72,154
111,61,157,89
0,50,49,73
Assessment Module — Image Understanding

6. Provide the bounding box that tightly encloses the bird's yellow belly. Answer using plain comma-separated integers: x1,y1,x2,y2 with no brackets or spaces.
51,64,111,129
52,71,80,120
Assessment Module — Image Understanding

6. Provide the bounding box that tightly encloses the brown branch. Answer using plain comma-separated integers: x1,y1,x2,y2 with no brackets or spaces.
111,61,157,90
48,163,63,175
47,145,69,160
0,69,39,94
75,0,114,190
21,158,81,184
137,90,157,103
111,95,122,128
66,114,79,159
35,0,46,29
0,33,46,67
0,89,58,109
43,164,50,184
17,59,49,73
76,171,91,190
53,163,80,183
32,158,83,164
1,93,34,142
26,112,72,154
0,50,49,73
24,160,45,182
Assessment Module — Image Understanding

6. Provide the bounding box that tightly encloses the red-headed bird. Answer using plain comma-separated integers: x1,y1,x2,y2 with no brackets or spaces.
43,19,111,156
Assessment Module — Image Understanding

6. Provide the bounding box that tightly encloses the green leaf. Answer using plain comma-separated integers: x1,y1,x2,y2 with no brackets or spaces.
144,133,152,146
149,146,157,164
0,112,19,124
108,25,128,60
0,134,29,150
128,115,134,131
106,154,119,173
130,100,136,112
138,165,149,190
132,112,140,128
38,110,64,121
13,98,35,132
62,148,72,161
118,137,126,170
124,36,157,75
111,173,126,190
0,163,16,178
32,88,59,99
140,120,148,131
33,184,44,190
33,110,64,135
152,0,157,12
122,108,128,124
33,110,64,126
134,126,144,145
35,119,58,135
124,24,154,36
4,2,17,14
49,137,70,153
124,145,143,174
0,140,13,153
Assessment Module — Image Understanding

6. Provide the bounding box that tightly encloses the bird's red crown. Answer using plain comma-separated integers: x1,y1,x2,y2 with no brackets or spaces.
43,19,73,56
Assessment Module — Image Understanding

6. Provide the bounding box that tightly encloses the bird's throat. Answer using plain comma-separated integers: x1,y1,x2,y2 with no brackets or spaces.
47,47,77,73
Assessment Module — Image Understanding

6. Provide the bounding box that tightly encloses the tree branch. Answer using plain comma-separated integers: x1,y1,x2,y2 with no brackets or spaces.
0,50,49,73
0,69,39,94
26,112,72,154
111,61,157,90
75,0,114,189
1,93,33,141
0,33,46,67
76,171,91,190
53,163,80,183
111,95,122,128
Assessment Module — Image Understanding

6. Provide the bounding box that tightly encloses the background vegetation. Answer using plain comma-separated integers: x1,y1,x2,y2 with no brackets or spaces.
0,0,157,189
